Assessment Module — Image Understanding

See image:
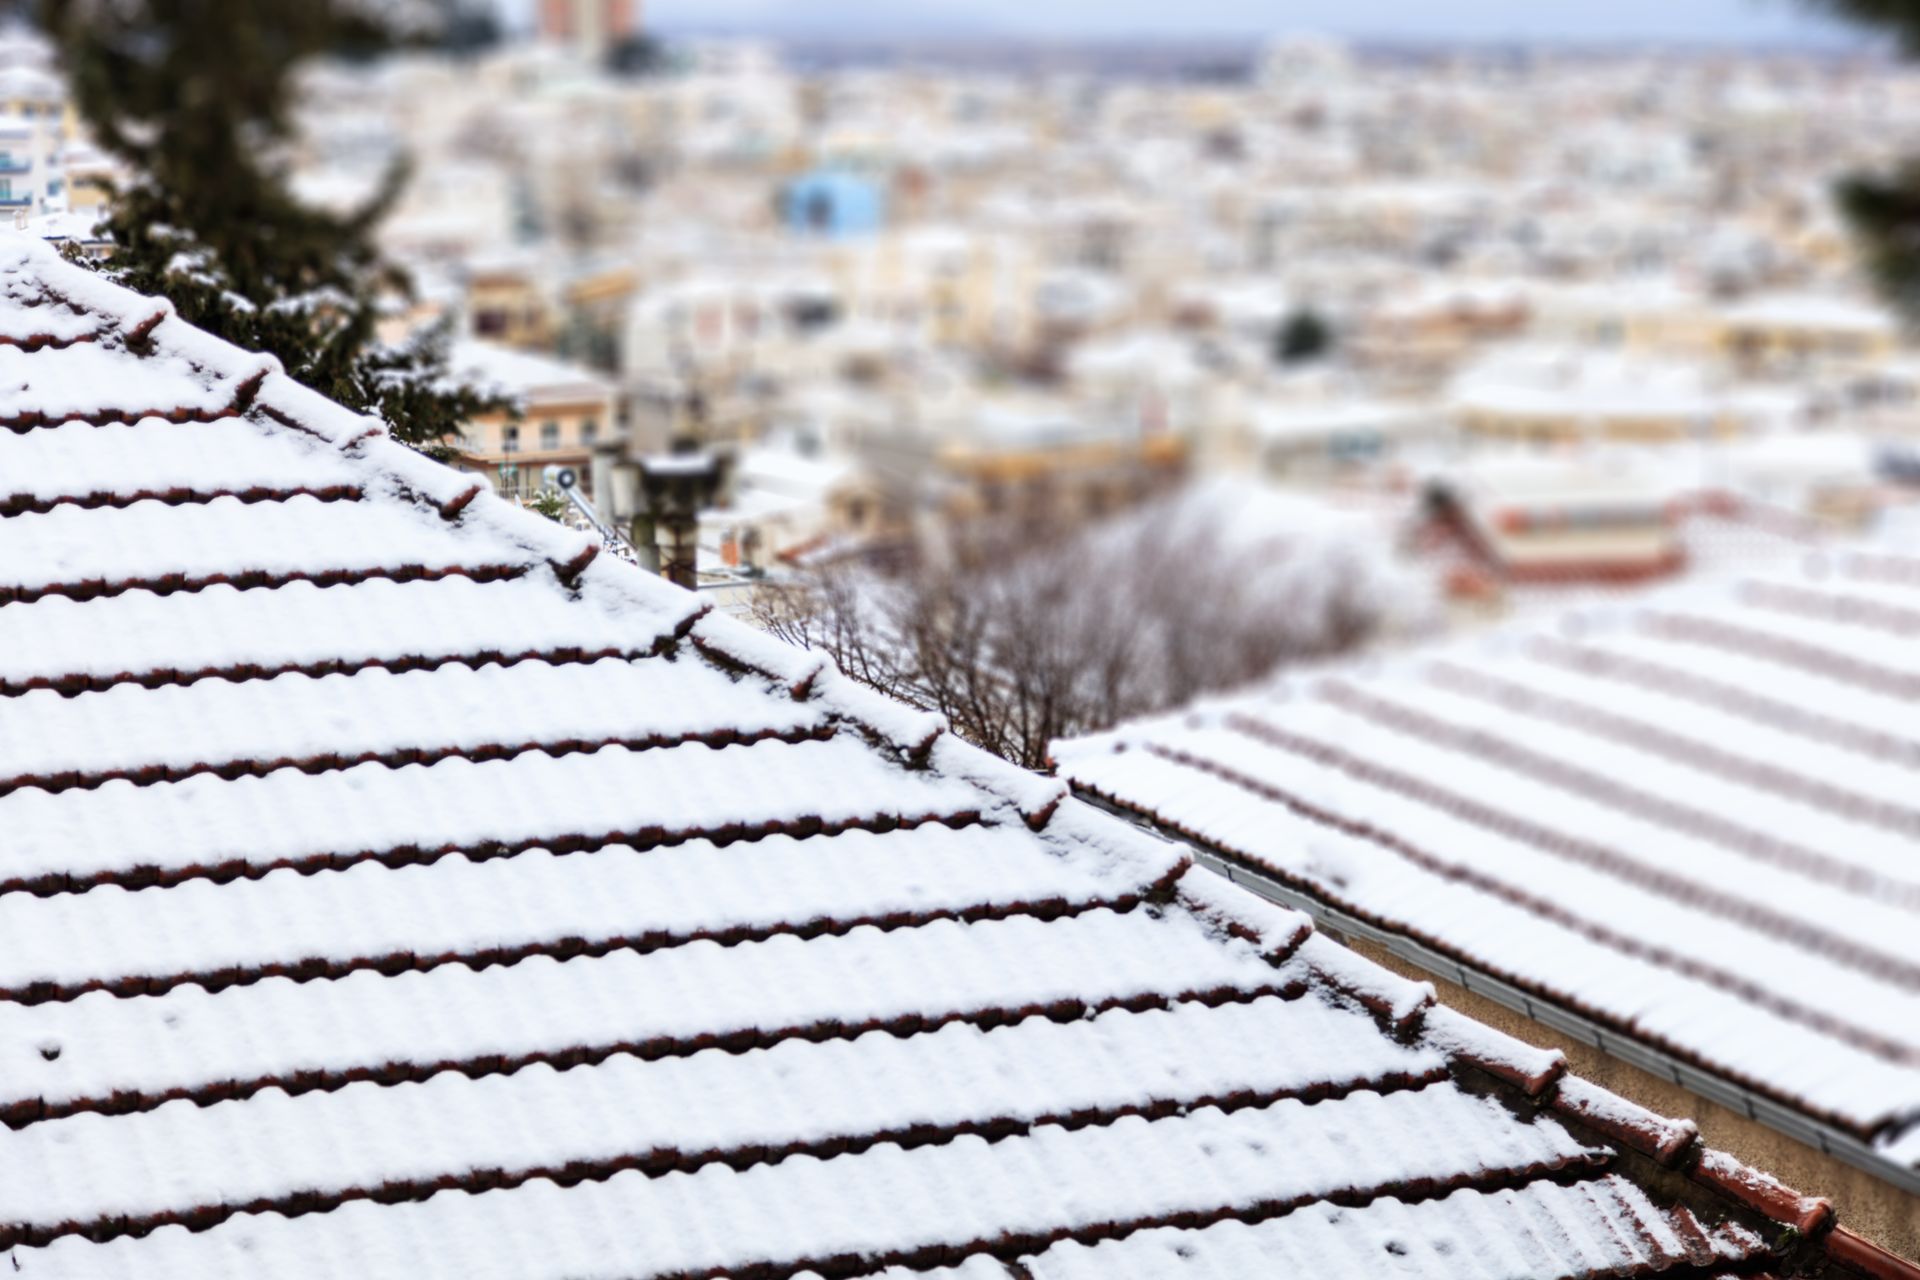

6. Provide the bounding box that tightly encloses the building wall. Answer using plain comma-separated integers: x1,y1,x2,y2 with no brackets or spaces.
1457,408,1739,445
460,396,611,499
464,398,609,455
784,171,886,240
469,278,553,350
1718,324,1893,371
1341,934,1920,1260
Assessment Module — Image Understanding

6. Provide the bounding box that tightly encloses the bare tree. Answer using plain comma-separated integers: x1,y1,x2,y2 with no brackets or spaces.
754,487,1426,768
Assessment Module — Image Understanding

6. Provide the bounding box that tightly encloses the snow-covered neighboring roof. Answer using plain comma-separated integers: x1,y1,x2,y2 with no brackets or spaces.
0,234,1902,1279
1526,276,1704,320
1374,276,1533,322
1719,293,1896,337
728,439,860,507
1429,451,1688,511
30,210,107,249
1056,536,1920,1189
449,339,615,406
1450,345,1726,421
1069,331,1209,385
0,63,59,104
1252,398,1433,442
1427,436,1883,521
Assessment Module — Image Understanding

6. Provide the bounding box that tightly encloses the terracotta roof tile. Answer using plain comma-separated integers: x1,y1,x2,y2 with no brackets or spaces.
1057,542,1920,1165
0,234,1894,1279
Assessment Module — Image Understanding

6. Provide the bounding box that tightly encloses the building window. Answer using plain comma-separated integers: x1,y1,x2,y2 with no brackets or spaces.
580,418,599,446
540,421,560,450
502,424,520,453
0,180,12,202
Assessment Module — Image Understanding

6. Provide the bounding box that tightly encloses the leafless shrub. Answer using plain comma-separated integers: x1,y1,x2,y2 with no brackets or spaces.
754,485,1425,768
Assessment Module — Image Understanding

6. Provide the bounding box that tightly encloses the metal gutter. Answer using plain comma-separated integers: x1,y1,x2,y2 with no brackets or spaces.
1074,791,1920,1198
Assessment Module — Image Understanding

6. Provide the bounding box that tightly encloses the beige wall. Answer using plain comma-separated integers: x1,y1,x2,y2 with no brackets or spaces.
469,280,552,350
1343,936,1920,1260
465,398,610,456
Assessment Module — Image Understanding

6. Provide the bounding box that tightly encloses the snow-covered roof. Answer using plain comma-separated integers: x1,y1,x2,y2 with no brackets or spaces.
1056,535,1920,1194
1719,293,1896,337
1069,331,1208,384
0,234,1902,1279
449,339,615,405
1450,345,1726,422
30,210,107,248
1252,398,1433,442
1430,452,1689,510
730,440,859,502
0,63,59,104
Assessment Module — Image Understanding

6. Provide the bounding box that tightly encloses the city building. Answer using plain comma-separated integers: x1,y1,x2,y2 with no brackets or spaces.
781,167,887,240
1421,454,1687,586
0,24,69,136
450,338,619,501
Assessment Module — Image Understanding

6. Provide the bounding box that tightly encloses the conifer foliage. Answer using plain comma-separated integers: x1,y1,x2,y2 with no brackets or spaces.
35,0,502,447
1802,0,1920,321
1805,0,1920,53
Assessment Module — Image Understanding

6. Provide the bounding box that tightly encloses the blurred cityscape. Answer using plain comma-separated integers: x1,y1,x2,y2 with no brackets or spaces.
12,0,1920,686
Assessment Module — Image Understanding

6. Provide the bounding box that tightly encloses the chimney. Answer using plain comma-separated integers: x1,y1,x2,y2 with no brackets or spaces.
631,439,729,591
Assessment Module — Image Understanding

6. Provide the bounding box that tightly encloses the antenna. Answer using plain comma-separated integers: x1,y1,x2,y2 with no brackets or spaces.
541,463,633,553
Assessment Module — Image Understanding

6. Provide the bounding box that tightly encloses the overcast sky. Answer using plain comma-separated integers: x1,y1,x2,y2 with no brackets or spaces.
599,0,1873,46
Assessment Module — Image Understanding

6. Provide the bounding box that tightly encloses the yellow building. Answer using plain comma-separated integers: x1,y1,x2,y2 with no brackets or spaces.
931,408,1187,527
466,257,556,351
449,340,619,502
560,261,640,371
1451,347,1751,445
56,140,114,213
1715,294,1899,374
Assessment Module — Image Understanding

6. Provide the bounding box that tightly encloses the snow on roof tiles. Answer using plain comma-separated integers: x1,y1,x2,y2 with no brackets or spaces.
4,417,364,514
0,233,1902,1279
1054,541,1920,1184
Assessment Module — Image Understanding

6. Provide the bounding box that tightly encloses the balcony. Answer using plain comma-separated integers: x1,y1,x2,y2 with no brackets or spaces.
0,159,33,176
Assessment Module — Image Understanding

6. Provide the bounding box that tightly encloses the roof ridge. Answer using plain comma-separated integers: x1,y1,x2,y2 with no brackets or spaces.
1387,997,1886,1268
